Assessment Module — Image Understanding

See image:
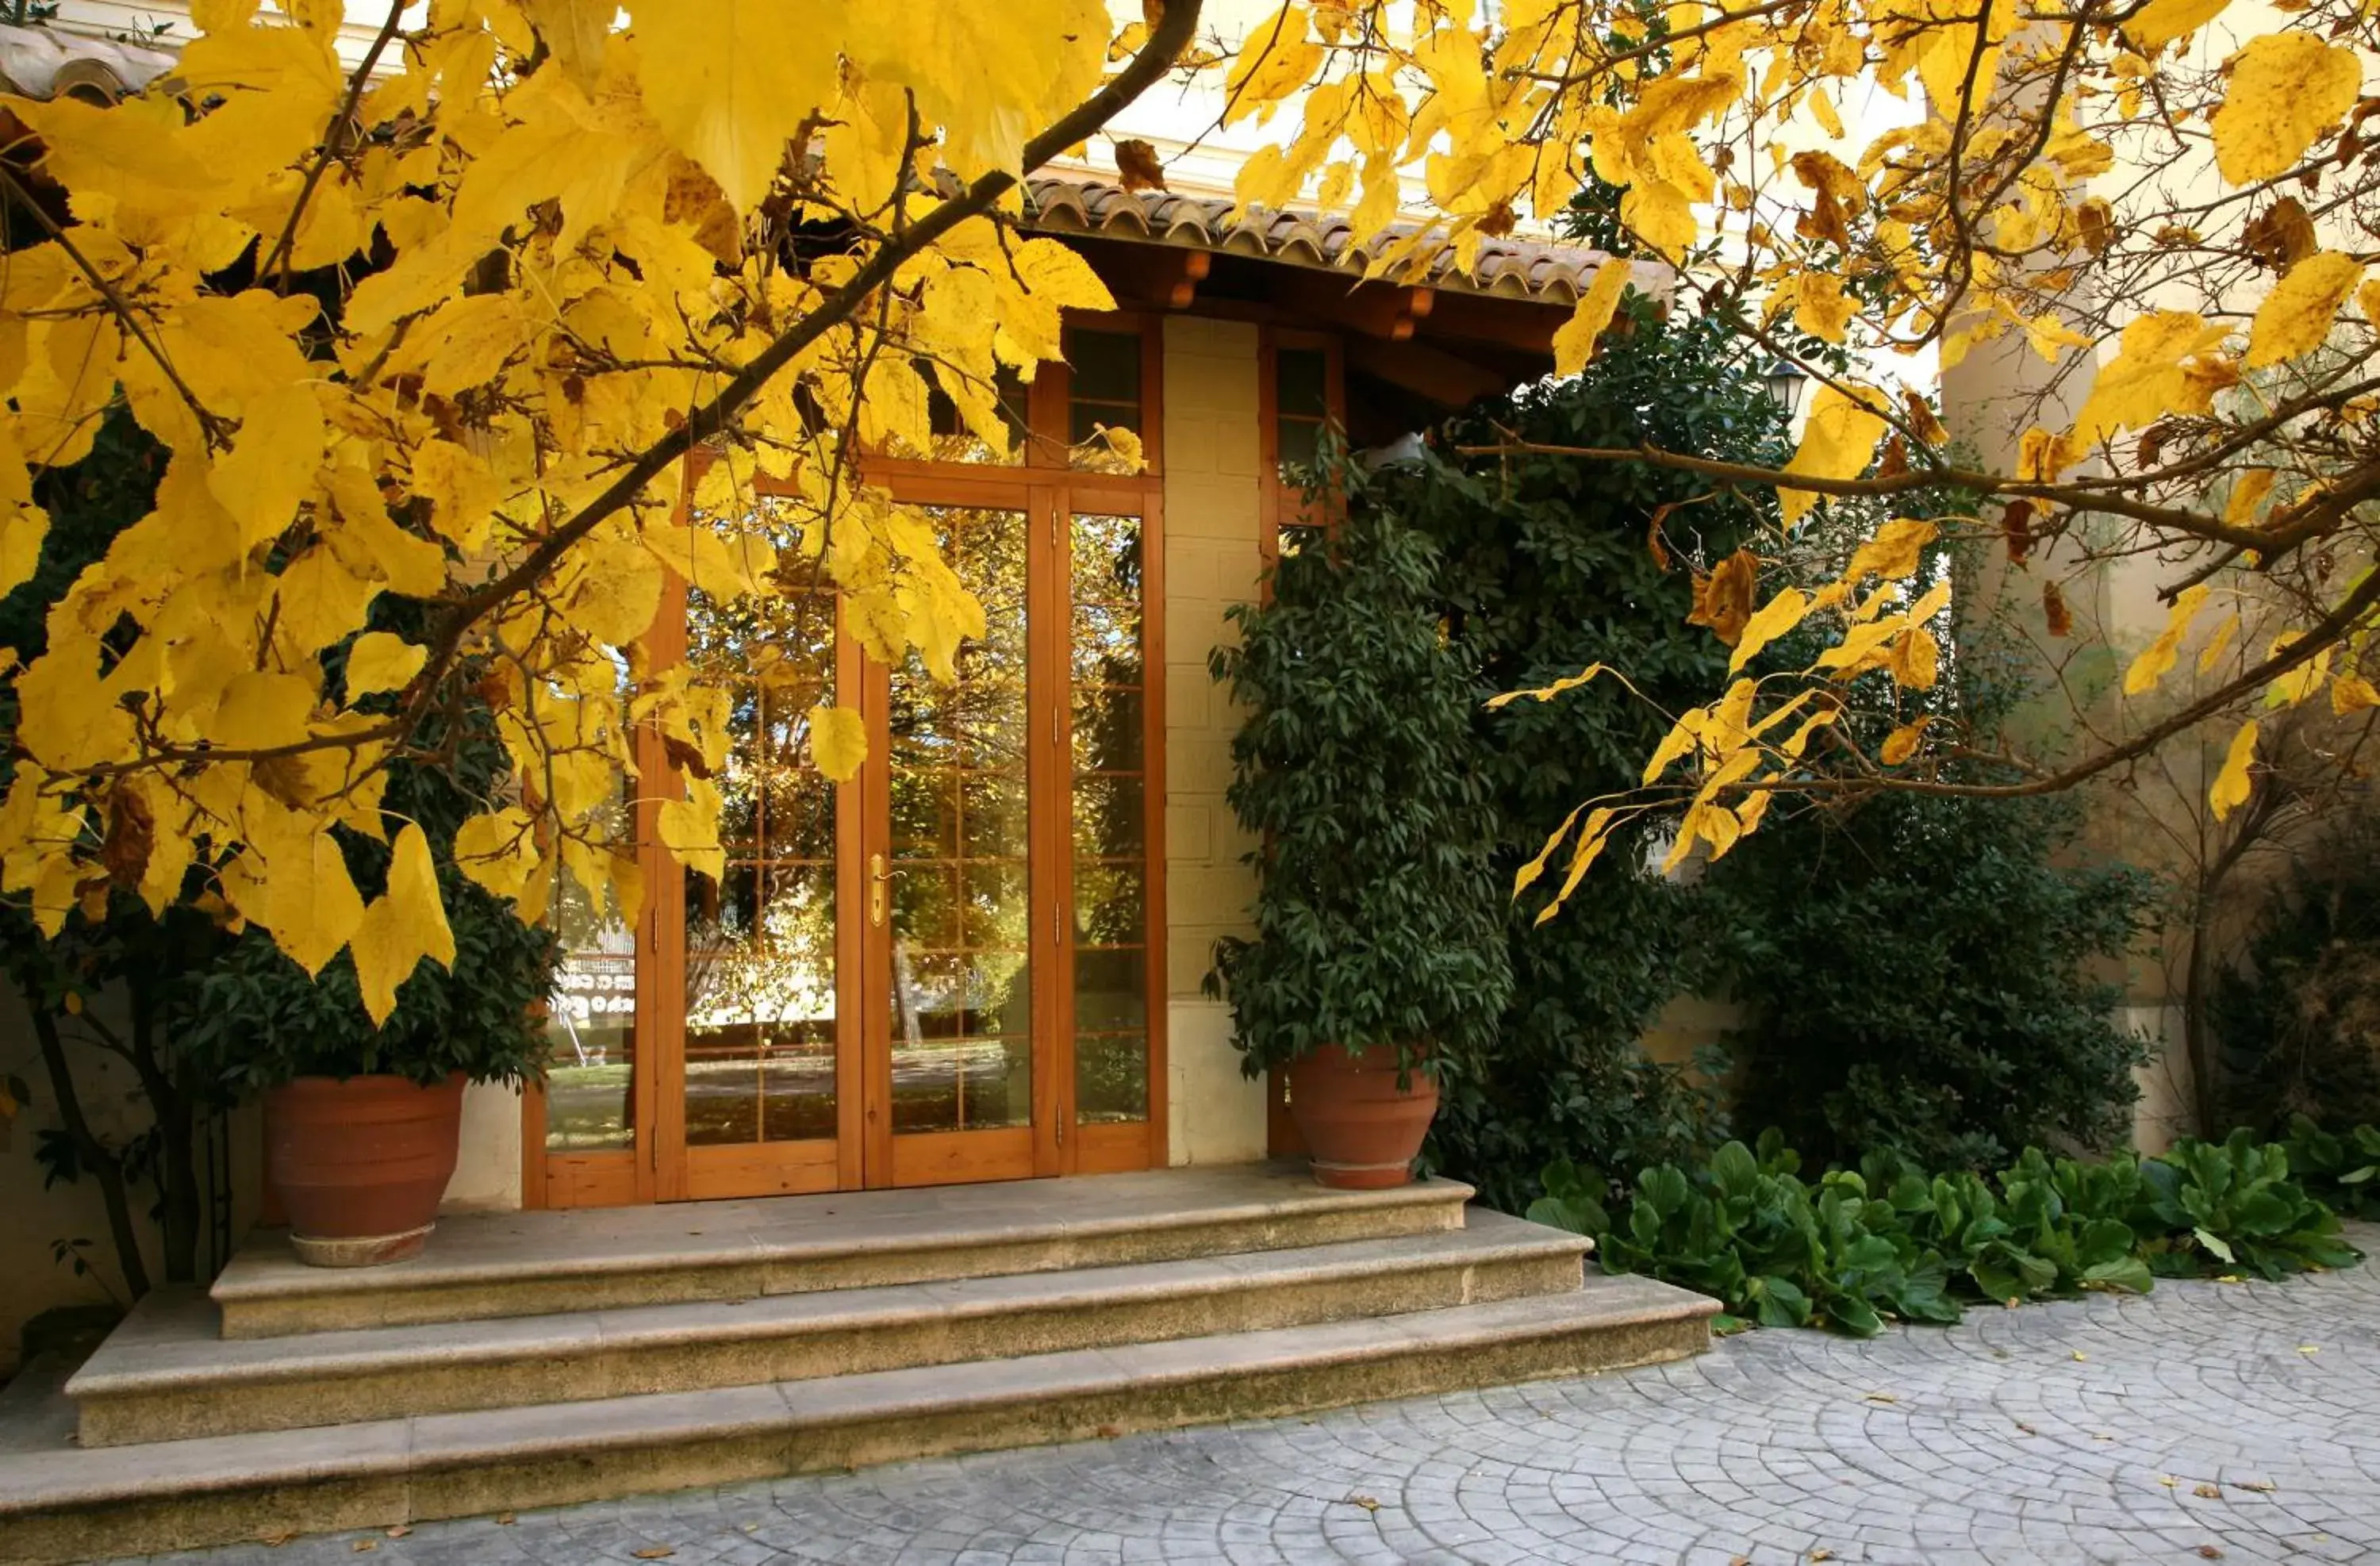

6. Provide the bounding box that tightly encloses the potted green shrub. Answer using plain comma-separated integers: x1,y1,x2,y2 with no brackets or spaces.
175,689,559,1267
1207,479,1511,1188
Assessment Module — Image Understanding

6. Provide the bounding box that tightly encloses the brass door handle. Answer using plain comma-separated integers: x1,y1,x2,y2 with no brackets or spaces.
869,853,889,927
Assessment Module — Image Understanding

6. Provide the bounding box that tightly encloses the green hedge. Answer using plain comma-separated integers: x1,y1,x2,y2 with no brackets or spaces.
1528,1128,2367,1336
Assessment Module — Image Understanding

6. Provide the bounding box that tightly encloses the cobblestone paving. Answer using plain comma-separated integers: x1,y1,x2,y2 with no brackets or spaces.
149,1249,2380,1566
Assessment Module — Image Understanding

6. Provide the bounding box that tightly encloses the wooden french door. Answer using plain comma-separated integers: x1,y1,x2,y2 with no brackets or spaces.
532,318,1168,1208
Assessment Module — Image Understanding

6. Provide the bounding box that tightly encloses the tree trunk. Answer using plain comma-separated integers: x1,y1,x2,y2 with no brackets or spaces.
27,1005,151,1299
126,986,200,1286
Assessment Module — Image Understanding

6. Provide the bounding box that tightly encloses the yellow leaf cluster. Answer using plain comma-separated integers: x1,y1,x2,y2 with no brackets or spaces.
0,0,1139,1003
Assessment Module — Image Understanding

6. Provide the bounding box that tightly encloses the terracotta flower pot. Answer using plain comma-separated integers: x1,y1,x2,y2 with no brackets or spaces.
1286,1044,1438,1189
263,1073,465,1267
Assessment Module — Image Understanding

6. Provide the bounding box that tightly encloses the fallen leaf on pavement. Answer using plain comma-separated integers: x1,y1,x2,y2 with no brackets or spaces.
632,1550,674,1560
494,1514,515,1526
2232,1480,2277,1493
1345,1495,1381,1512
384,1526,411,1539
2194,1483,2223,1499
2198,1547,2225,1560
351,1545,376,1555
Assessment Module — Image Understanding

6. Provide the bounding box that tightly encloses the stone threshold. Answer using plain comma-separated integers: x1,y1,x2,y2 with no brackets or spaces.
210,1165,1475,1338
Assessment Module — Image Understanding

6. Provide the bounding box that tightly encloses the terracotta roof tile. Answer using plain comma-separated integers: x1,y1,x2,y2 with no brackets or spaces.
1023,175,1636,306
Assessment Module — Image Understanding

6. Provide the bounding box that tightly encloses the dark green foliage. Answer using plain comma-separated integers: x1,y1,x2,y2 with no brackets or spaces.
2210,819,2380,1134
2284,1115,2380,1219
170,653,559,1090
1364,306,1779,1209
1536,1129,2360,1336
1700,626,2155,1171
1207,490,1511,1084
0,415,231,1292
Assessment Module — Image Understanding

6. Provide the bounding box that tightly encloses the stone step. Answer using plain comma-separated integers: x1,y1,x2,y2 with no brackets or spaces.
0,1274,1719,1564
209,1165,1473,1339
71,1211,1587,1447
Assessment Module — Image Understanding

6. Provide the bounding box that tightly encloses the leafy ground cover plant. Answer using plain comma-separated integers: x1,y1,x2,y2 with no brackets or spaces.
2286,1116,2380,1220
1531,1130,2367,1336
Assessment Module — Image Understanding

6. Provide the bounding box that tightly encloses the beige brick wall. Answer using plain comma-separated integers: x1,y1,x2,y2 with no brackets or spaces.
1161,317,1271,1165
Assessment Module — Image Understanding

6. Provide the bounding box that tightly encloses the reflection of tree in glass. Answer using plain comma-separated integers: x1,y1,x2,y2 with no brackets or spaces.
542,731,639,1150
679,503,841,1143
890,509,1034,1130
1071,513,1149,1123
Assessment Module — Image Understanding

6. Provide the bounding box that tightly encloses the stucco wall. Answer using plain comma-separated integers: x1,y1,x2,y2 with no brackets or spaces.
1159,317,1273,1165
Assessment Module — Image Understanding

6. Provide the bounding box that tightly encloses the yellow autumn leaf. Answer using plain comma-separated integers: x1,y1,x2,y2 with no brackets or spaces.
1487,662,1608,709
2073,312,2229,443
631,0,839,212
207,382,325,550
259,828,368,978
2246,252,2365,369
2331,674,2380,715
1881,717,1932,766
1514,801,1587,896
2263,636,2333,708
2211,34,2361,186
2209,719,2259,821
452,808,537,902
349,823,455,1027
344,632,426,698
1779,385,1889,528
1889,628,1940,690
2225,470,2275,526
1534,806,1621,925
1730,589,1814,674
656,776,725,883
2125,0,2230,52
1842,520,1939,587
808,704,868,782
1793,274,1856,344
2198,612,2240,674
2124,585,2211,695
1551,262,1635,379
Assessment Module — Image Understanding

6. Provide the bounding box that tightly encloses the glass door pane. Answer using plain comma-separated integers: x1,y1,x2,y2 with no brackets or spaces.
1069,512,1150,1124
886,506,1033,1134
682,563,840,1147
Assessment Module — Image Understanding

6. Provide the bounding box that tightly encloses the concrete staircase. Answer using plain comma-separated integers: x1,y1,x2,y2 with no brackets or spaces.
0,1165,1717,1563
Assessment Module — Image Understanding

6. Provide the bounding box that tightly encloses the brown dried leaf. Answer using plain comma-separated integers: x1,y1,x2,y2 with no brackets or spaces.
1346,1495,1382,1511
662,734,712,781
1902,390,1948,447
2002,500,2036,564
1875,435,1910,482
632,1551,676,1561
2076,198,2115,255
385,1525,413,1537
2044,581,2072,637
2195,1483,2224,1499
1687,548,1760,647
1114,138,1168,193
1477,201,1518,237
2244,196,2319,271
2198,1547,2225,1560
352,1543,378,1554
1646,503,1676,572
102,786,153,892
